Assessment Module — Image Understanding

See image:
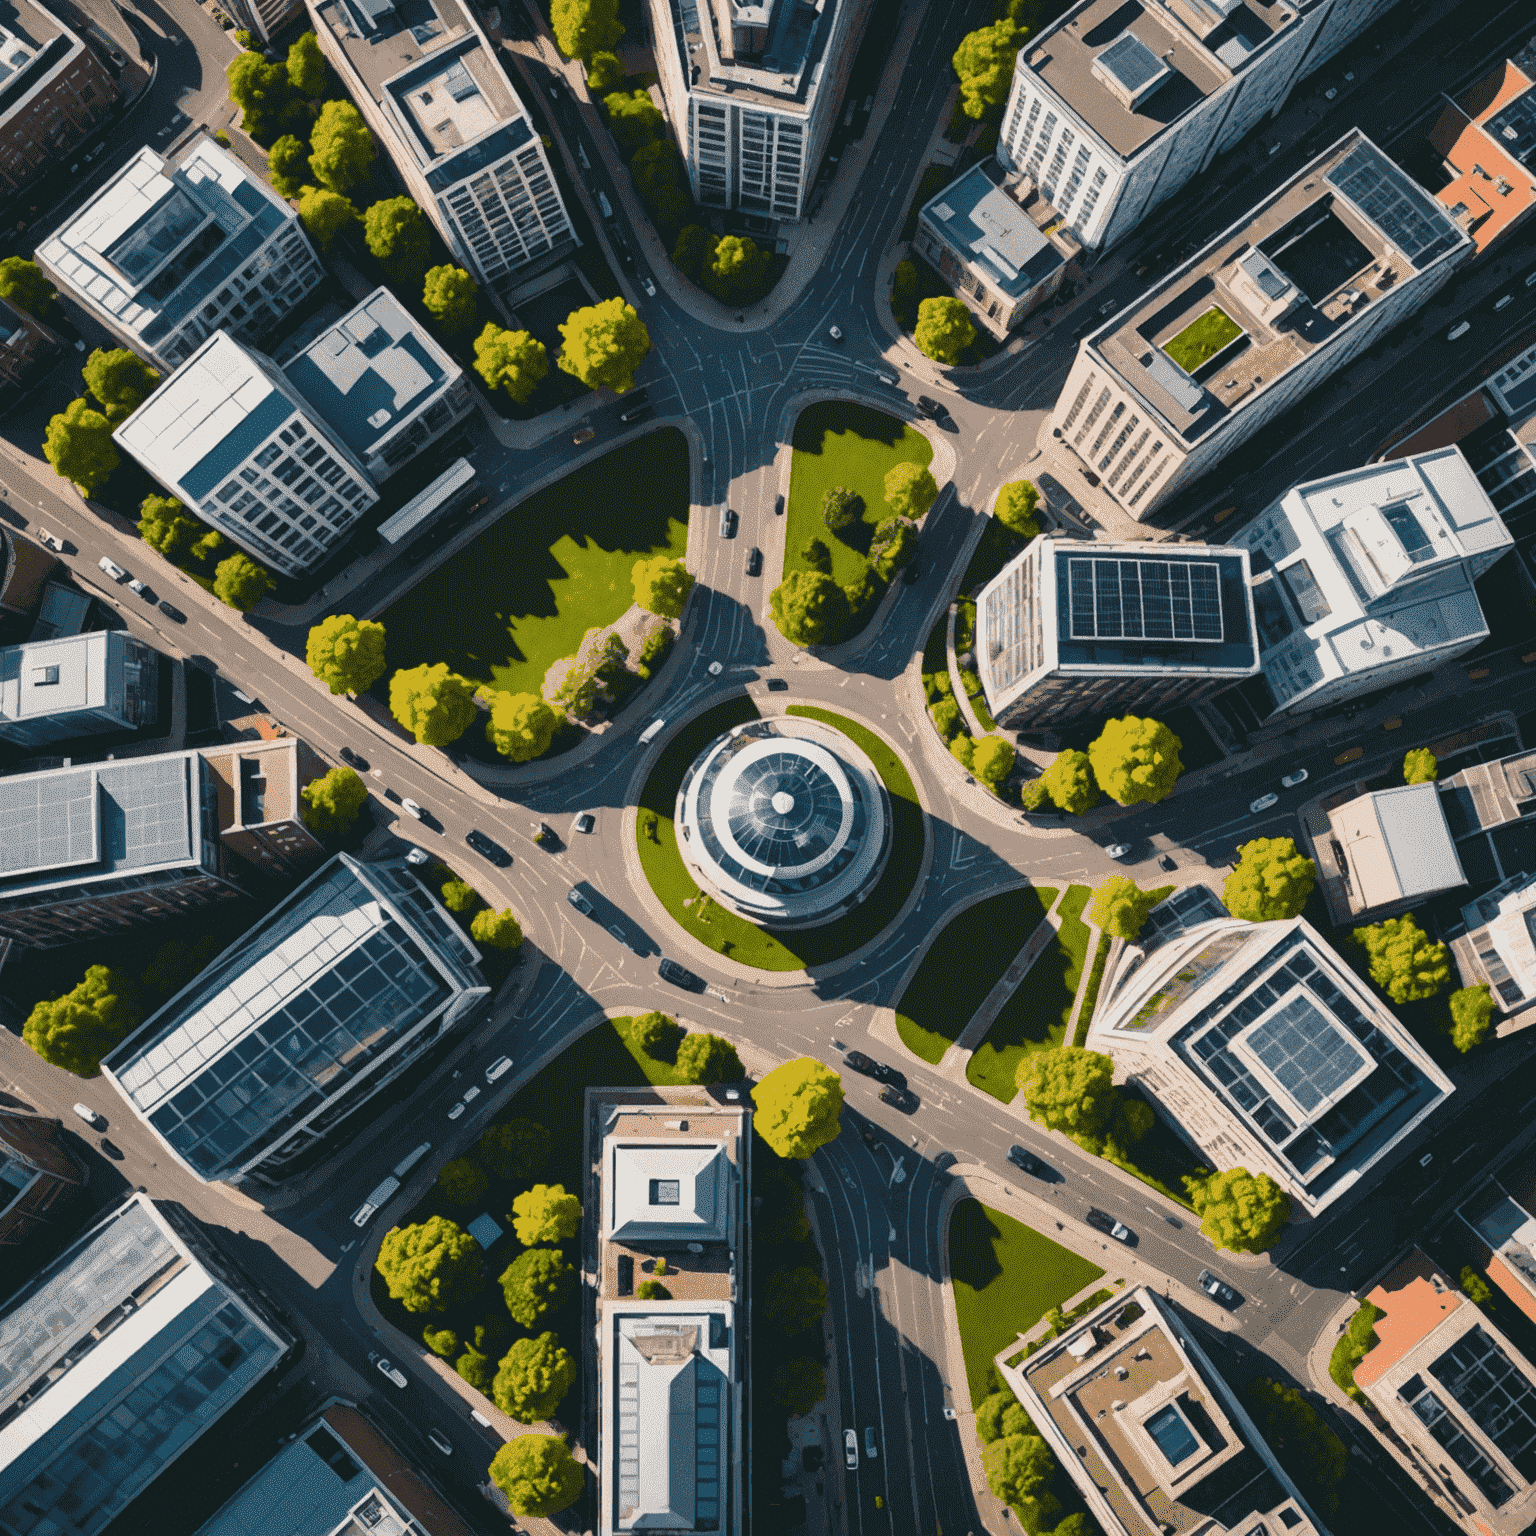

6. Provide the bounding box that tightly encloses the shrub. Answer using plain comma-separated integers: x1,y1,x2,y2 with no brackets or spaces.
1327,1300,1380,1401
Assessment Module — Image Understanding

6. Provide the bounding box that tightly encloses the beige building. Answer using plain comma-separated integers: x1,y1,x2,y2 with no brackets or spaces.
199,738,328,879
1315,782,1467,923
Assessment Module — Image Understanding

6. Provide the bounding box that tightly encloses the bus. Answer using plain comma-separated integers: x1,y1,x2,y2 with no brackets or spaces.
351,1143,432,1225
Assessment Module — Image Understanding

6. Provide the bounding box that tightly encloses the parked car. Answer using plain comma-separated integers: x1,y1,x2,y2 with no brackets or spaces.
466,828,513,866
369,1354,409,1388
1197,1269,1240,1307
828,325,844,342
428,1429,453,1456
1447,320,1471,340
746,546,763,576
340,746,369,769
879,1084,918,1113
1250,792,1279,813
568,887,595,916
1157,853,1177,872
1007,1145,1051,1179
72,1103,102,1128
1106,843,1132,860
575,812,596,834
400,798,424,820
158,601,187,623
843,1429,858,1469
658,957,706,991
98,556,126,581
1085,1208,1134,1243
864,1428,878,1460
1280,768,1309,788
406,847,430,866
485,1056,513,1083
843,1049,878,1076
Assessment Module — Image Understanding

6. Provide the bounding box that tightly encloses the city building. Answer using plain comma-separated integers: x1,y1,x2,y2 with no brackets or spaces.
0,1192,296,1536
186,1399,477,1536
0,293,64,414
675,716,890,929
1227,447,1513,721
1460,1179,1536,1327
198,737,328,878
308,0,574,302
1450,872,1536,1025
102,854,489,1187
1000,1284,1326,1536
998,0,1397,253
0,1108,84,1247
1353,1249,1536,1536
0,525,57,620
0,749,250,948
1427,56,1536,253
0,0,119,201
913,161,1081,338
0,628,158,747
36,136,325,375
646,0,875,220
1046,131,1469,519
221,0,303,47
592,1090,749,1536
1089,909,1454,1215
1315,782,1466,923
975,535,1259,728
27,581,92,641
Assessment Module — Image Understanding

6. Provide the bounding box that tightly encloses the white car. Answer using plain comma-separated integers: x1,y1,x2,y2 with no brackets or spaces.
1250,792,1279,814
405,847,430,865
36,528,64,551
128,579,150,598
461,1085,480,1107
707,661,723,676
98,556,126,581
447,1101,467,1120
369,1353,409,1389
843,1428,858,1469
642,277,656,297
72,1102,102,1128
575,812,595,834
401,799,424,820
1448,320,1471,340
428,1429,453,1456
485,1056,512,1083
1105,843,1132,860
828,325,844,343
1280,768,1309,789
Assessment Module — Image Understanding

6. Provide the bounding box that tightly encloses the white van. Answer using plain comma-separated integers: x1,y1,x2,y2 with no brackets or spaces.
638,718,666,746
391,1142,432,1179
597,190,614,219
352,1174,401,1227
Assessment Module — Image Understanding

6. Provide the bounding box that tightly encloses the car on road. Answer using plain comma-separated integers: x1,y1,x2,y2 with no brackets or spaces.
533,821,558,848
1496,294,1514,311
568,887,595,916
460,1085,480,1108
1250,792,1279,813
871,1061,905,1087
707,660,723,675
903,558,923,585
485,1056,513,1083
932,1150,957,1173
447,1101,467,1120
72,1103,103,1128
340,746,369,769
876,370,898,385
916,395,940,417
879,1084,918,1113
428,1429,453,1456
573,425,596,444
466,828,513,866
746,546,762,576
659,957,706,991
719,506,737,538
575,812,595,834
1106,843,1132,859
619,404,652,424
157,600,187,623
128,578,150,598
774,494,785,515
406,847,430,866
1197,1269,1240,1308
828,325,844,343
369,1354,409,1389
401,798,424,820
1098,299,1118,317
1085,1208,1134,1243
1447,320,1471,340
98,556,126,581
843,1429,858,1469
36,528,65,551
864,1428,878,1460
642,277,656,297
1280,768,1309,789
843,1049,878,1076
1007,1144,1052,1179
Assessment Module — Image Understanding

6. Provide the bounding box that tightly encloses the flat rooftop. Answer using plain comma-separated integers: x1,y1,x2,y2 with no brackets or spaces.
921,162,1063,299
1024,0,1286,161
0,0,82,125
1330,783,1466,908
667,0,845,113
0,630,115,727
1081,132,1465,443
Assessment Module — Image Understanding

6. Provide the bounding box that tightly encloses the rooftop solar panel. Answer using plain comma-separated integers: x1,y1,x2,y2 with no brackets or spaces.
1239,994,1368,1115
1430,1326,1536,1482
0,768,99,879
1098,33,1166,95
1068,558,1224,642
1487,85,1536,169
1326,142,1461,270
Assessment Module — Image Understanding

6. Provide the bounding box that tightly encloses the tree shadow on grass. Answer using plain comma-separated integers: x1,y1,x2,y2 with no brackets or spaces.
791,400,908,453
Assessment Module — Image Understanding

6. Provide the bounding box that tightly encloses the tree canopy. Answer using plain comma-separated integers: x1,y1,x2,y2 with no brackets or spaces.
1040,749,1098,814
551,0,622,60
675,1031,741,1085
1090,876,1157,940
1449,982,1494,1053
227,52,305,142
632,553,694,617
770,1357,825,1416
977,1390,1033,1443
82,348,159,424
973,735,1016,790
44,398,118,497
1223,836,1316,922
869,517,918,580
822,486,863,533
300,766,369,838
982,1432,1054,1511
1352,914,1452,1003
297,186,357,248
630,1010,681,1056
389,663,478,745
499,1248,576,1327
1017,1047,1116,1145
586,49,624,92
1088,715,1182,805
1188,1167,1290,1254
557,297,650,393
213,553,273,611
267,133,309,198
493,1332,577,1423
885,461,939,520
488,1435,583,1517
510,1183,583,1246
995,479,1040,537
138,494,204,562
914,295,976,364
752,1056,843,1157
286,30,328,97
436,1155,488,1207
485,689,558,761
474,324,549,403
23,965,139,1076
604,89,663,155
1242,1378,1347,1514
423,265,479,336
952,19,1026,119
375,1217,482,1312
471,908,524,949
0,256,54,317
769,569,852,647
365,197,430,281
480,1118,550,1181
1403,747,1438,784
306,614,387,695
705,234,768,304
762,1263,828,1335
672,224,715,282
309,100,374,195
440,879,478,914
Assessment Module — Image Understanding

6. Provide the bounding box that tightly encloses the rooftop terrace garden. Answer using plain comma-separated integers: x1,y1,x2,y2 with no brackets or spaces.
1163,306,1243,375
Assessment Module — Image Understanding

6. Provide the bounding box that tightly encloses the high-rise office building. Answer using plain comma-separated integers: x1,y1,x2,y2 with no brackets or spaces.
221,0,303,47
0,629,158,747
0,1109,84,1247
1046,132,1469,519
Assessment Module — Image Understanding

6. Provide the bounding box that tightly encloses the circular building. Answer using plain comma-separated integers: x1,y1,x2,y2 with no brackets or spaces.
675,717,892,930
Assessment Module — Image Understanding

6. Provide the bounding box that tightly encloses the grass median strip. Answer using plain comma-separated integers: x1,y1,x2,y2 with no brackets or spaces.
1071,931,1112,1048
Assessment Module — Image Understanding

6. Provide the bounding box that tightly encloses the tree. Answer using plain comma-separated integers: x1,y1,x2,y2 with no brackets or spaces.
300,766,369,837
631,1010,681,1056
375,1217,482,1312
266,133,310,198
1449,982,1494,1052
511,1183,583,1246
891,258,919,326
1243,1378,1347,1514
83,348,159,424
1352,914,1452,1004
604,89,662,155
297,185,357,248
586,49,623,92
632,553,694,617
423,1324,459,1358
227,52,301,142
192,528,226,562
769,569,852,646
752,1056,843,1157
550,659,599,720
1403,747,1438,784
1223,836,1315,922
1328,1300,1380,1400
473,323,548,403
484,690,557,764
455,1346,495,1391
914,295,976,365
286,30,328,97
866,518,914,580
801,537,832,574
138,494,203,562
1088,715,1183,806
1017,1047,1116,1146
480,1118,550,1181
389,663,478,745
636,1278,670,1299
884,461,939,520
437,1155,489,1206
973,736,1016,790
771,1357,826,1416
494,1332,576,1423
977,1391,1032,1443
423,264,479,336
23,965,139,1076
672,224,715,282
472,908,525,949
306,614,387,695
0,256,54,317
309,100,374,194
44,398,118,496
821,486,863,534
1040,749,1098,814
213,553,273,611
982,1432,1053,1510
763,1264,828,1335
676,1031,741,1085
500,1248,576,1327
365,196,430,281
1188,1167,1290,1255
995,479,1040,538
441,879,478,913
705,234,768,303
551,0,622,59
1461,1265,1493,1305
488,1435,583,1518
950,733,975,770
1090,876,1157,940
952,19,1025,119
557,297,650,393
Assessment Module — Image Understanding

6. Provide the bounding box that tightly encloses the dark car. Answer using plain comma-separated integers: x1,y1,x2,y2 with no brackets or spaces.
465,829,512,867
1007,1144,1052,1179
567,887,595,916
1157,853,1177,871
931,1150,957,1173
1197,1269,1240,1308
871,1062,906,1089
879,1084,918,1113
658,957,706,991
1085,1208,1135,1243
774,494,785,515
339,746,369,770
843,1050,878,1076
766,677,789,691
157,599,187,623
619,404,653,424
746,547,763,577
916,395,940,417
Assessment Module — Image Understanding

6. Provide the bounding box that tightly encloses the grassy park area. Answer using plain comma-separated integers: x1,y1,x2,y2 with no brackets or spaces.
893,886,1056,1063
381,430,690,696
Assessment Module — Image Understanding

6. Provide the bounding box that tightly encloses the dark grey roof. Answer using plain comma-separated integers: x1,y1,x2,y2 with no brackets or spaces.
1326,140,1463,270
1486,82,1536,169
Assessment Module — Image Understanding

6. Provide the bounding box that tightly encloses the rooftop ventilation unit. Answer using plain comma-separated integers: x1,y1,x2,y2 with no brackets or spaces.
1091,32,1174,112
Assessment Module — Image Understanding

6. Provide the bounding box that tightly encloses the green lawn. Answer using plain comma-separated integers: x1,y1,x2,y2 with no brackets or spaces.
782,402,933,592
1163,306,1242,374
949,1200,1104,1407
612,1014,743,1086
967,884,1091,1102
894,886,1056,1063
380,430,691,696
634,702,925,971
1071,931,1111,1048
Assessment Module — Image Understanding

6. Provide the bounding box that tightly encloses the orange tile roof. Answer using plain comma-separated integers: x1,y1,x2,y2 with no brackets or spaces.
1488,1253,1536,1327
1354,1249,1465,1390
1457,59,1535,122
1430,64,1536,252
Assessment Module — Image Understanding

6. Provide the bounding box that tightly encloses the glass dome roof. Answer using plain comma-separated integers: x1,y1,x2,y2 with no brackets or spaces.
722,748,847,874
